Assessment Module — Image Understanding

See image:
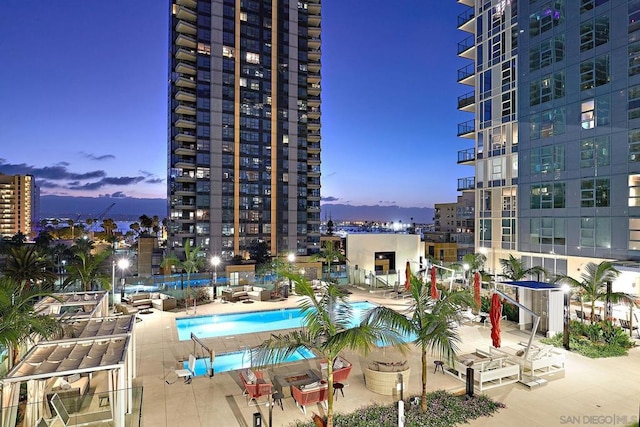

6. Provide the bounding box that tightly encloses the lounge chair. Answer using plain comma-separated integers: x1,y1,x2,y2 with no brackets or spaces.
239,369,273,406
174,354,196,384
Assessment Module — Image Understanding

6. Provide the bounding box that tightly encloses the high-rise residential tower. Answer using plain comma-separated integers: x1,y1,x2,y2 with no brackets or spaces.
167,0,321,260
0,174,37,239
458,0,640,286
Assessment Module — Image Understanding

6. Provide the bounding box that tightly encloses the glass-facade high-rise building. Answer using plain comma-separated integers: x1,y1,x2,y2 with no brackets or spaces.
457,0,640,282
167,0,321,260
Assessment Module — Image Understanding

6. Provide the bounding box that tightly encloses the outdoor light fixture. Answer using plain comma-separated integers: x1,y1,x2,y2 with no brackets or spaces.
117,258,130,299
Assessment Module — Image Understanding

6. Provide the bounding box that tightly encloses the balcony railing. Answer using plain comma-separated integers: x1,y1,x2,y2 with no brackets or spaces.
457,119,475,136
457,63,475,82
457,8,475,28
457,91,475,110
457,147,476,163
457,35,475,55
457,177,476,191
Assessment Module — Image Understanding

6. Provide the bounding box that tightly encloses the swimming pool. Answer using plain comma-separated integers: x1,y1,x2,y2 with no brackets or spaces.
186,347,316,376
176,301,378,341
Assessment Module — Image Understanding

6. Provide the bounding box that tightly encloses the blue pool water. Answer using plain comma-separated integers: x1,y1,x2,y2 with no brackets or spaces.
186,347,316,376
176,301,378,341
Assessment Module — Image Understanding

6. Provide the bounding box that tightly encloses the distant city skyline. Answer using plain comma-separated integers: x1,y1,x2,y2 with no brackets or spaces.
0,1,468,208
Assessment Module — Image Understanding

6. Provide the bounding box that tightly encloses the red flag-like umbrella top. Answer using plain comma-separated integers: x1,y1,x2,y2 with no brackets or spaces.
430,266,438,299
405,261,411,291
473,272,481,309
490,293,502,348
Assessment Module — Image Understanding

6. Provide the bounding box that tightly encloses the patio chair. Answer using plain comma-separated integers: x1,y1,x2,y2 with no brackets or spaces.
239,369,273,406
619,319,640,338
174,354,196,384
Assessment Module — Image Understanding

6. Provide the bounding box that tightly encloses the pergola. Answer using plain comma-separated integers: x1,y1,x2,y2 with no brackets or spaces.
36,291,109,318
0,315,136,427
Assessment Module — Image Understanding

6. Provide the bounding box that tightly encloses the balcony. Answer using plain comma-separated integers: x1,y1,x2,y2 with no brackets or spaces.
175,20,197,36
175,75,196,88
307,106,321,118
175,103,196,115
176,62,196,75
175,130,196,142
307,118,321,130
457,147,476,164
457,177,476,191
457,36,475,60
457,119,475,138
457,0,473,5
457,91,475,112
309,83,321,95
177,0,197,7
175,116,196,129
309,14,321,28
175,47,196,61
309,49,321,60
175,89,196,102
308,61,321,74
174,144,195,156
309,37,321,49
307,141,320,152
457,8,475,33
457,63,475,86
308,95,320,106
175,34,196,49
175,5,196,22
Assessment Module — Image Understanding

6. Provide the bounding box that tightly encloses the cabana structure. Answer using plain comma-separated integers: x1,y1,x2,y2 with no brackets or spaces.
499,281,564,336
36,291,109,318
0,315,136,427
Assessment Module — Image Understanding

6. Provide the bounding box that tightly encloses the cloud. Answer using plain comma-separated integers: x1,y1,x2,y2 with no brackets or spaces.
0,160,106,181
68,176,145,191
145,177,164,184
321,196,339,202
80,152,116,161
139,170,164,184
110,192,128,198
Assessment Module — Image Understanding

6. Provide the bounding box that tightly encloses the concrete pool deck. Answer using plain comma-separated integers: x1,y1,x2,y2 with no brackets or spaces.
133,286,640,427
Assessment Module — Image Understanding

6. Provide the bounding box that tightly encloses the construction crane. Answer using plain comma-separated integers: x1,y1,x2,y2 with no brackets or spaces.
92,203,116,232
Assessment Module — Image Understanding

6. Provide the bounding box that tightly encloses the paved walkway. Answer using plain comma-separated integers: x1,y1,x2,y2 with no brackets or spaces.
133,287,640,427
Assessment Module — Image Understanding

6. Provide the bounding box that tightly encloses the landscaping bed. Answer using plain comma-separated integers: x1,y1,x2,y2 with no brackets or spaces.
289,390,505,427
542,320,635,358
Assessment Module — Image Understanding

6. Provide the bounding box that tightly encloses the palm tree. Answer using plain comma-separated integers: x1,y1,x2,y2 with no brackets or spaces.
555,261,629,324
254,275,407,427
311,241,347,283
161,240,205,313
367,274,475,412
63,248,112,292
0,277,62,371
4,245,57,291
499,254,547,282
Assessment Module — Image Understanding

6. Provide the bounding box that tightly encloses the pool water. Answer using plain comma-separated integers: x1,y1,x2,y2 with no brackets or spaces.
186,347,316,376
176,300,378,341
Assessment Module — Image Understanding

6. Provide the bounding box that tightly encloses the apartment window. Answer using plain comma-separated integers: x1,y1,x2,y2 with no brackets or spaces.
630,129,640,162
629,218,640,250
197,42,211,55
529,35,565,72
533,108,565,138
629,41,640,77
246,52,260,64
580,217,611,248
581,178,610,207
629,85,640,120
480,219,492,242
529,1,564,37
530,144,565,174
580,55,610,90
502,219,516,244
580,15,609,52
629,175,640,207
502,187,517,211
530,182,566,209
530,218,566,245
530,72,564,106
222,46,235,58
580,136,610,168
581,0,609,13
581,100,595,129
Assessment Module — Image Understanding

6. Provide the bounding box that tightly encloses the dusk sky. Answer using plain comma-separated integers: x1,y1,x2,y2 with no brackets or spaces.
0,1,468,209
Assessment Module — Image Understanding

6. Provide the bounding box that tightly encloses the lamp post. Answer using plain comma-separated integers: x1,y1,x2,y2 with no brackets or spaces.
117,258,130,300
60,260,66,291
287,253,295,296
561,284,571,350
396,373,405,427
211,255,220,301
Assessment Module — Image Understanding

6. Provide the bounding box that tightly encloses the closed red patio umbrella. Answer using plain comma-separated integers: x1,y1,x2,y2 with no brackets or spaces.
405,261,411,291
490,293,502,348
430,266,438,299
473,272,481,309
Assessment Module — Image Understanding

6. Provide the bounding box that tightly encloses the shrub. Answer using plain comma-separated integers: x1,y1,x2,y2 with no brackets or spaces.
289,390,505,427
542,319,634,358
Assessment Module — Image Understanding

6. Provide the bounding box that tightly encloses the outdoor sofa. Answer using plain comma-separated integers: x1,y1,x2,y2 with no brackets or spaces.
122,292,176,311
291,381,328,414
489,345,565,376
444,348,520,391
363,360,410,395
223,286,271,302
